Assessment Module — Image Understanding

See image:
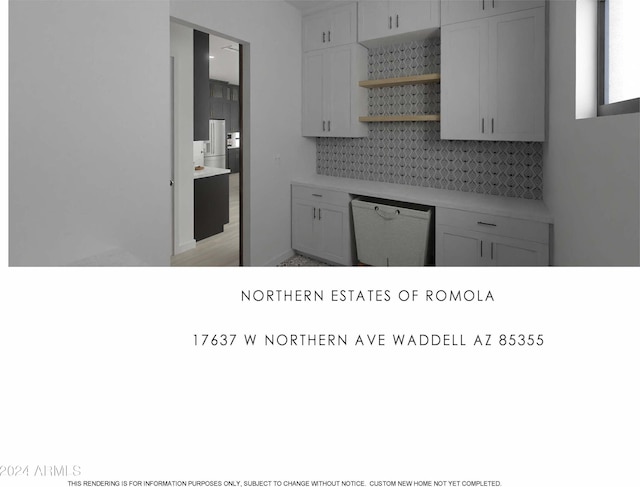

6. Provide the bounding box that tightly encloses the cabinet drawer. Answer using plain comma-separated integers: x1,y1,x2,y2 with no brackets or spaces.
437,207,548,244
292,184,352,207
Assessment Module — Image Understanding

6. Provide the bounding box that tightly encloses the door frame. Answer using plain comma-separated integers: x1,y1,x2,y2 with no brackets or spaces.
170,17,249,266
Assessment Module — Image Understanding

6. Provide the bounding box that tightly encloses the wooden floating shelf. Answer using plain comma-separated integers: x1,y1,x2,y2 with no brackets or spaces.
359,73,441,88
359,114,441,122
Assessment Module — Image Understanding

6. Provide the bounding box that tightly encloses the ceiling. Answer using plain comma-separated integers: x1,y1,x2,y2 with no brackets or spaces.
209,34,240,85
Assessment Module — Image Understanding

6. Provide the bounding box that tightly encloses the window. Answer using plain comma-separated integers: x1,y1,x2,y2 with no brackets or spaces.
598,0,640,116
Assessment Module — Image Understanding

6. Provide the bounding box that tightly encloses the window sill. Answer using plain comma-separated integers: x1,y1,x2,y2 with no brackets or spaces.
598,98,640,117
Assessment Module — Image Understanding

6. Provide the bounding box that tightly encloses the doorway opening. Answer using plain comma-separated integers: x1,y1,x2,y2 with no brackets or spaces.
169,22,246,266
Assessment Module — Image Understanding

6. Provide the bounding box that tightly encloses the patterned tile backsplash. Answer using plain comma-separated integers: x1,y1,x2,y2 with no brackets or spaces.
316,38,543,200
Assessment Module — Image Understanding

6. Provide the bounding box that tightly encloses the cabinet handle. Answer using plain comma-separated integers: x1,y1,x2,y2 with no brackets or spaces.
492,118,494,134
396,14,399,28
328,30,331,42
480,240,483,258
481,118,485,133
328,120,331,132
322,31,325,43
491,242,494,260
322,120,326,132
313,207,316,219
311,193,323,197
318,208,322,220
482,0,485,10
493,0,495,7
389,16,392,29
477,221,497,227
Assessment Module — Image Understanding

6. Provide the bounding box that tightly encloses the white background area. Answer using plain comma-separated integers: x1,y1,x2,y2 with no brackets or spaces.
1,268,639,487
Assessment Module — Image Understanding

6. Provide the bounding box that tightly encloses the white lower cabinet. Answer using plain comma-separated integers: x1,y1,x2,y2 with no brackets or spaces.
436,207,549,266
291,184,354,265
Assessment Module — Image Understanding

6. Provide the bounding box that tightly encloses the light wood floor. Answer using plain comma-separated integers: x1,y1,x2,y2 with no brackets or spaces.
171,173,240,267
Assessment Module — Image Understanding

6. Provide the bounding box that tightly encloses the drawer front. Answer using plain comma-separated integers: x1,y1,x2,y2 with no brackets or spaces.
292,184,352,207
437,207,548,244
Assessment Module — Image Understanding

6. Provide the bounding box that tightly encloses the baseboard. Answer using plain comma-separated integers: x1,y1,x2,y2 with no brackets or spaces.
263,249,296,267
174,239,196,255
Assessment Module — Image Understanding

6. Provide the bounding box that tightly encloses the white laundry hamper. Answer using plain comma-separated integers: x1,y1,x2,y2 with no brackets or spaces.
351,197,433,266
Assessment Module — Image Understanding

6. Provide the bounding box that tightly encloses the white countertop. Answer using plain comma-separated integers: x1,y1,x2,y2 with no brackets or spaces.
194,166,231,179
292,174,553,224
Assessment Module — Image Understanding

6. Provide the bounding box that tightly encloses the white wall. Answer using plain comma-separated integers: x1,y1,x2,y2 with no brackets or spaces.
9,0,172,266
170,1,318,266
544,0,640,265
170,22,196,255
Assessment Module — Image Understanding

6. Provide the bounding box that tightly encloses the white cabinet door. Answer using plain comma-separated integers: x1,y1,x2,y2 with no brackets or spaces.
488,7,545,141
327,3,358,47
303,13,330,52
325,46,353,136
358,1,391,43
302,51,325,137
318,204,347,264
436,225,484,266
490,234,548,266
441,18,489,140
292,199,320,256
392,1,439,35
303,3,357,52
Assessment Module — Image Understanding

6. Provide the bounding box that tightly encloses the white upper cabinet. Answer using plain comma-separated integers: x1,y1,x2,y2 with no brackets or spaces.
302,44,369,138
441,0,546,25
441,7,545,141
393,1,441,35
358,1,390,44
303,2,358,52
441,18,489,141
489,8,546,140
358,1,440,47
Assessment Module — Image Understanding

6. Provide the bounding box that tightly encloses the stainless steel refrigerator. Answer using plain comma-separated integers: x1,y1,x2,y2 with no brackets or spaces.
204,119,226,169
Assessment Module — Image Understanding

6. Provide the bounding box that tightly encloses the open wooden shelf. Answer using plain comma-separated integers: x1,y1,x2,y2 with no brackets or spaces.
359,73,441,88
359,114,441,123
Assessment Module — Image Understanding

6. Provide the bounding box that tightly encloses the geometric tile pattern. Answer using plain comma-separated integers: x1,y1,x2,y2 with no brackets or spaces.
316,38,544,200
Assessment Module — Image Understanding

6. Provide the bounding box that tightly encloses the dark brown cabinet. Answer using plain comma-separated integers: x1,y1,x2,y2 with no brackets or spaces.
194,174,229,241
193,30,210,141
209,79,240,132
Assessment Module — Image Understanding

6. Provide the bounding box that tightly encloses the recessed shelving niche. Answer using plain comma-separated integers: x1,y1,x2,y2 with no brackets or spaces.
358,73,440,123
